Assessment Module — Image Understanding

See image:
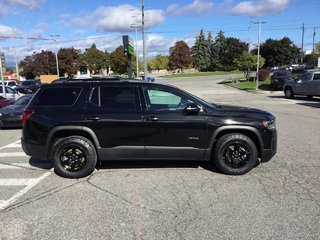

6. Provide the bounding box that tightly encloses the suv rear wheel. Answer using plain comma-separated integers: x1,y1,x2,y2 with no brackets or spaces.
52,136,97,178
213,133,258,175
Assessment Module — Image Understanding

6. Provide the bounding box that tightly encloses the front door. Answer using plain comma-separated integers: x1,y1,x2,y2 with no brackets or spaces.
310,73,320,96
140,86,208,160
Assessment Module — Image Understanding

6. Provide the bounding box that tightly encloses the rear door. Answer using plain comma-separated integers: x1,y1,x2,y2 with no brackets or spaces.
84,84,145,160
140,85,208,160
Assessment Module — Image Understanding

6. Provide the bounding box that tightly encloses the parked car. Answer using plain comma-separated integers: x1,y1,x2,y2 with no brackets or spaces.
21,79,277,178
0,94,33,128
0,86,23,102
271,69,293,90
15,79,41,94
0,96,11,108
4,80,18,89
284,70,320,99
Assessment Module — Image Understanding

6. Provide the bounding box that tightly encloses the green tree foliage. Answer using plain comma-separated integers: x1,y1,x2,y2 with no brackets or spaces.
194,29,210,72
148,55,169,71
109,45,127,74
19,50,56,79
207,32,218,71
220,37,248,71
235,52,265,80
169,41,192,71
304,53,319,66
81,43,107,73
212,30,226,70
260,37,300,67
58,48,81,77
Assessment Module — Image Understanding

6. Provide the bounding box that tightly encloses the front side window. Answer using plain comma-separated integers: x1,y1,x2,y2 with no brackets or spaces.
313,74,320,80
144,88,191,111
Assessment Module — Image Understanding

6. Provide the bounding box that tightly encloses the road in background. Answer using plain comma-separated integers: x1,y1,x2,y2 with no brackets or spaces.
0,75,319,240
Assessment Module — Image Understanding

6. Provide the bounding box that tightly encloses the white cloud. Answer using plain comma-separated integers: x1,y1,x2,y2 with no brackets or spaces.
232,0,289,16
3,0,44,9
167,0,214,15
0,24,17,39
68,4,165,32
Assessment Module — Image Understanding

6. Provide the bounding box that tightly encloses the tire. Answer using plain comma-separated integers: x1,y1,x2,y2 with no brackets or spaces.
213,133,258,175
51,136,97,178
284,87,294,99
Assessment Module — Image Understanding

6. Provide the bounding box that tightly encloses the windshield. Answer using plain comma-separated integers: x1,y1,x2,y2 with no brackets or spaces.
13,96,31,105
21,81,35,86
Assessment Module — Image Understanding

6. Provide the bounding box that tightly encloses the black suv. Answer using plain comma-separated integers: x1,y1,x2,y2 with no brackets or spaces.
15,79,41,94
271,69,292,90
22,79,277,178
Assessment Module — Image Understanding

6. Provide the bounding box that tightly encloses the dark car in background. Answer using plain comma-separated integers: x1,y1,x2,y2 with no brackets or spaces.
15,79,41,94
0,94,34,128
271,69,292,90
0,96,12,108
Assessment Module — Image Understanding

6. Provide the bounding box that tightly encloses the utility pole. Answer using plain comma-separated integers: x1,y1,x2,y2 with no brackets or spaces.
50,34,60,78
0,51,5,98
12,28,20,81
301,23,305,63
253,21,266,90
313,27,319,53
141,0,147,80
130,25,141,78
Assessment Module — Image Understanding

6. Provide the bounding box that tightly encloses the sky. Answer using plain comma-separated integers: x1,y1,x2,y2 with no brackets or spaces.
0,0,319,66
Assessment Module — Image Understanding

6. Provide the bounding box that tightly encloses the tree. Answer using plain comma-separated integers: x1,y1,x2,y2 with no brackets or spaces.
81,43,107,73
221,37,248,70
19,50,56,79
169,41,192,71
58,48,81,77
148,55,169,71
194,29,210,72
109,45,127,74
235,52,265,81
212,30,227,70
207,32,218,71
260,37,300,67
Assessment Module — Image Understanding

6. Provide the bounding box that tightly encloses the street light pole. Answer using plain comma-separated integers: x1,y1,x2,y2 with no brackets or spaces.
0,51,5,98
50,34,60,78
130,25,141,78
12,28,20,81
141,0,147,80
253,21,266,90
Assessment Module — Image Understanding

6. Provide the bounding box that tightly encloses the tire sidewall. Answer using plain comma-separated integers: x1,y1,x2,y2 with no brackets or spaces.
52,136,97,178
214,134,258,175
285,87,293,99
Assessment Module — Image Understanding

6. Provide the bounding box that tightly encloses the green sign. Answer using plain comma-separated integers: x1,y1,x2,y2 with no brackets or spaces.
123,35,134,56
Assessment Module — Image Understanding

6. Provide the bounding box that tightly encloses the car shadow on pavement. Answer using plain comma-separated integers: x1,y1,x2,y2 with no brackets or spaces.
296,102,320,108
268,95,320,102
29,158,53,169
28,158,220,173
97,160,219,173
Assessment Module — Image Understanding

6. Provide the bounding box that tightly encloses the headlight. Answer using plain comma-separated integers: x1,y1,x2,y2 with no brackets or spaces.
263,119,276,129
0,113,2,117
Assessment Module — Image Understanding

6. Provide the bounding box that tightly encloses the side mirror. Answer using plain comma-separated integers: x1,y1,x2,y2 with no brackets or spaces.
297,80,302,84
184,102,200,115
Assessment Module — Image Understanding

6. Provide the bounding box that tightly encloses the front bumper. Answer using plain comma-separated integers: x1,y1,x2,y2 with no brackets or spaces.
260,129,277,162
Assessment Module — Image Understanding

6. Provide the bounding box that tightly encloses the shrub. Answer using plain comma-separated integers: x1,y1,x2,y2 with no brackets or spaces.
259,69,270,81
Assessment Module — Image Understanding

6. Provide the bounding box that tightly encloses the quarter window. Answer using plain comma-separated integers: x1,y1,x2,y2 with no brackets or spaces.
34,87,82,106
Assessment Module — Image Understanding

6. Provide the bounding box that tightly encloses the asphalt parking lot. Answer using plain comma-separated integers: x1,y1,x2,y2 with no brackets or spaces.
0,75,319,240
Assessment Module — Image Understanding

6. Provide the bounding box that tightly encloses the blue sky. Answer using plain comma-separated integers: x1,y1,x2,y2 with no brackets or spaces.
0,0,319,66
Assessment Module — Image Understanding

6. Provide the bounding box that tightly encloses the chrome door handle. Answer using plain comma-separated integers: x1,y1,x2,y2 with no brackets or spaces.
87,116,100,121
146,116,159,121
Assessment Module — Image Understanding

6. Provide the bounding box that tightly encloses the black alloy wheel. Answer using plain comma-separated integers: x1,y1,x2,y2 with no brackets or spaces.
214,133,258,175
52,136,97,178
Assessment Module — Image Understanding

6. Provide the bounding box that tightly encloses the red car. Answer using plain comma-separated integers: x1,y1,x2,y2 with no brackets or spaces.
0,96,11,108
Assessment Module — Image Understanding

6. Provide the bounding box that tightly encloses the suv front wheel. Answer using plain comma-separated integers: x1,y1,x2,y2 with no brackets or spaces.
213,133,258,175
51,136,97,178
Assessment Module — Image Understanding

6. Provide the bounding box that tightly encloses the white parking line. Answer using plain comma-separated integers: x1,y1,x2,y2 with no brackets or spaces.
0,172,51,210
0,140,21,150
0,163,53,170
0,152,27,157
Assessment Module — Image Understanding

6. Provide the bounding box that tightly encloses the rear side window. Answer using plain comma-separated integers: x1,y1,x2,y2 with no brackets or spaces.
33,87,82,106
90,86,136,111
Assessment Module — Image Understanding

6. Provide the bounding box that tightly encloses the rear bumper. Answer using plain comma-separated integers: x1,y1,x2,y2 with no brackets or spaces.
21,138,48,160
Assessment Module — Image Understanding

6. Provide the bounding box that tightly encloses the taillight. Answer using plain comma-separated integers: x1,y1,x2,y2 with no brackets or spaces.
22,109,34,126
